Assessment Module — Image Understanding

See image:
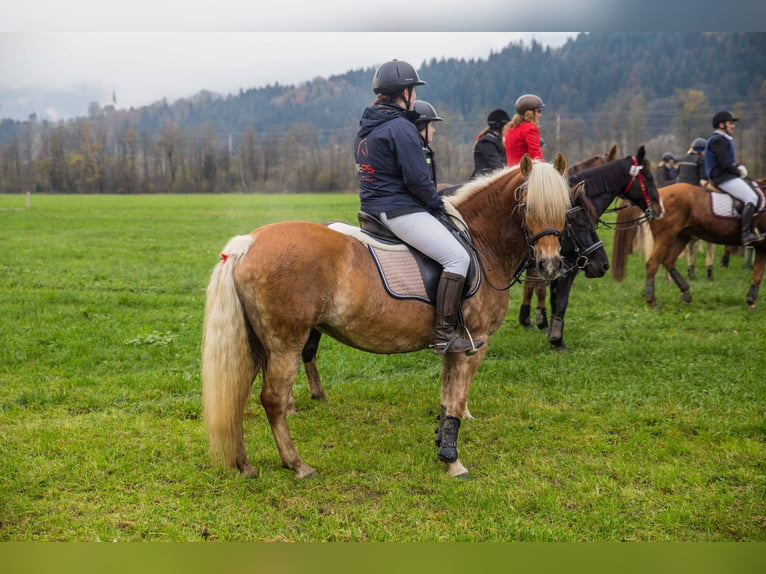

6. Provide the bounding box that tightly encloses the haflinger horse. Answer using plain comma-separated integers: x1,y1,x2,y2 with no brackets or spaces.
295,157,612,411
519,145,619,331
520,145,664,351
611,178,766,308
202,154,572,479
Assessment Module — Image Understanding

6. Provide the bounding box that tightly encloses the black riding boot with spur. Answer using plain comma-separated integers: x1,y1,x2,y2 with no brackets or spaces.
741,203,765,246
432,272,483,355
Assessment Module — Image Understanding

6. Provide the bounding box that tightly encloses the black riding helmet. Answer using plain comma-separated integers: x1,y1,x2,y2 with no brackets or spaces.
413,100,443,131
487,108,511,129
372,60,426,95
712,110,738,129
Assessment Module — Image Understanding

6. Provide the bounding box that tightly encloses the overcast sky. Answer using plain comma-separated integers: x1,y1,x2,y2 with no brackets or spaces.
0,32,576,121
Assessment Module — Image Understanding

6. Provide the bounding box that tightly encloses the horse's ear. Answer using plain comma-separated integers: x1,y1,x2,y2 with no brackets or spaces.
637,145,646,163
553,153,567,175
520,154,533,177
607,144,618,161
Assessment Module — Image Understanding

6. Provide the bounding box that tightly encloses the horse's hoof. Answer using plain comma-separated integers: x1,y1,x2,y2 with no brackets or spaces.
452,471,471,480
239,465,260,479
295,465,317,479
680,292,692,303
553,343,568,353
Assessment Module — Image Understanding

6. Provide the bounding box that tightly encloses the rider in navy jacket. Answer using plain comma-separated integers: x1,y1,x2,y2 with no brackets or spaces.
354,59,482,356
355,103,443,218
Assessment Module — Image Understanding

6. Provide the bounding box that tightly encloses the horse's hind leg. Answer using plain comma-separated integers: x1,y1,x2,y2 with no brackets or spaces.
660,236,693,304
261,351,316,478
302,329,328,402
746,249,765,308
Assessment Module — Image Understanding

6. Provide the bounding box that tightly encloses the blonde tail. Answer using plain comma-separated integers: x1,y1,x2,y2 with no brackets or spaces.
201,234,258,469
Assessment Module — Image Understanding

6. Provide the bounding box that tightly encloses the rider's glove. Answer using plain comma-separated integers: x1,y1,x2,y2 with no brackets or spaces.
738,164,748,178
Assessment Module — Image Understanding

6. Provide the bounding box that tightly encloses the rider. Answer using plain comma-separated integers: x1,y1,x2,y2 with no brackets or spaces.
656,152,679,187
470,108,510,179
412,99,443,186
354,60,483,355
677,138,708,186
504,94,545,166
705,110,765,246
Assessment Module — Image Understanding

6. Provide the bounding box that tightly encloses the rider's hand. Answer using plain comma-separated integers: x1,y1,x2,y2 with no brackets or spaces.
738,164,748,178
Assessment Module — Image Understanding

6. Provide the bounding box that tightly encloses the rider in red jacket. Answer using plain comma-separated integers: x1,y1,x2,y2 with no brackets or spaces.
504,94,545,165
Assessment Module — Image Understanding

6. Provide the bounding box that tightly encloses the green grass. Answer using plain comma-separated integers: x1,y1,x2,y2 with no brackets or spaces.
0,193,764,541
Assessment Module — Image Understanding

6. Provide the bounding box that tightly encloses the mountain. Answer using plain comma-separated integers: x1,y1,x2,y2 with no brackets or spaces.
1,32,764,194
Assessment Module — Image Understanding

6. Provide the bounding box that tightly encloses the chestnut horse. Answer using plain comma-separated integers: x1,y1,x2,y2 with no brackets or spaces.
611,179,766,308
296,161,611,410
202,154,571,479
519,146,664,350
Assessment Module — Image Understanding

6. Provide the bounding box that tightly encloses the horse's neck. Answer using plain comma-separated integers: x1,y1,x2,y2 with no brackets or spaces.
460,194,526,278
580,170,622,216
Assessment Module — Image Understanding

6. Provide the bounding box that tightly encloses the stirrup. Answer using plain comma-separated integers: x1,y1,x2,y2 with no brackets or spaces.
742,232,766,246
431,330,483,356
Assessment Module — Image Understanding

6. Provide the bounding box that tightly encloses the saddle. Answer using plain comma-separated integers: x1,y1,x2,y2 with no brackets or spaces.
703,181,765,218
327,210,480,305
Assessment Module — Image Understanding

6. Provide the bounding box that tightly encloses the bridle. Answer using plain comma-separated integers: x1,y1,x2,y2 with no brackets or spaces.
599,156,657,230
559,204,604,276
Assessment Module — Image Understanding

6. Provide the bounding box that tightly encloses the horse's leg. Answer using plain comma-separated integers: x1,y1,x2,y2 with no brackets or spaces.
685,240,696,280
547,272,577,352
519,277,535,327
746,249,765,308
302,328,328,402
663,237,694,304
705,242,716,280
721,245,732,268
436,348,487,478
535,280,548,330
261,350,316,478
644,244,664,309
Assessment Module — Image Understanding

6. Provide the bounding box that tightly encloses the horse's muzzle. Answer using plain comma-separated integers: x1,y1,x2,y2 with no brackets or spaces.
536,254,564,281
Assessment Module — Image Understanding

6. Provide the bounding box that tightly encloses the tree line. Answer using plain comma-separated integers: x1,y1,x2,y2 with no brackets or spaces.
1,32,764,194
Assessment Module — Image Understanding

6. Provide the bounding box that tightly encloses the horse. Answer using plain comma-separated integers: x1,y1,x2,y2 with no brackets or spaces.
519,145,664,351
519,145,619,331
201,154,572,479
611,179,766,308
295,158,612,410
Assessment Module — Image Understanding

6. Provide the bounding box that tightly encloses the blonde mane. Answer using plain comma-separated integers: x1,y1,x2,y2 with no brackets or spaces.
522,162,571,226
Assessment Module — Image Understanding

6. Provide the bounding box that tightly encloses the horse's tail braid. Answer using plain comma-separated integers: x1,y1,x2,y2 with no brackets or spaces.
201,234,257,469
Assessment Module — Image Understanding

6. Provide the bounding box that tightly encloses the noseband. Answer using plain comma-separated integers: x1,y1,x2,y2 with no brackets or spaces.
561,205,604,275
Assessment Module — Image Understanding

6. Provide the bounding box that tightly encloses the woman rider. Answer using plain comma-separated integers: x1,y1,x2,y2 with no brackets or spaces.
504,94,545,165
354,60,482,355
470,108,510,179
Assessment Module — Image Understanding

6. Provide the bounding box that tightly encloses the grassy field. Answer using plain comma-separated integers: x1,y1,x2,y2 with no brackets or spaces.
0,192,764,542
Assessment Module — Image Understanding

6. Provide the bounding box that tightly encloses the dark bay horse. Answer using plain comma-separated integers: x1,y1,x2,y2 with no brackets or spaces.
611,180,766,308
520,146,664,351
202,154,572,479
519,146,619,331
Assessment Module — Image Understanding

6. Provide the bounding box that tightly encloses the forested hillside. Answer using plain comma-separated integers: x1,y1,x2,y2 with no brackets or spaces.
1,32,764,194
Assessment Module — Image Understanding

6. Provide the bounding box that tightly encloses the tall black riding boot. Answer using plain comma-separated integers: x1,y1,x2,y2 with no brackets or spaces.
741,203,765,246
432,272,484,355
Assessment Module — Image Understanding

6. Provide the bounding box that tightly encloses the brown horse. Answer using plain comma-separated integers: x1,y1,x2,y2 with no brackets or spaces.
519,145,620,330
202,154,572,479
611,180,766,308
